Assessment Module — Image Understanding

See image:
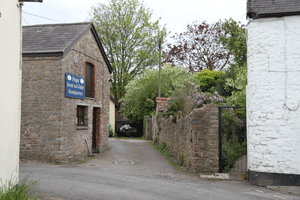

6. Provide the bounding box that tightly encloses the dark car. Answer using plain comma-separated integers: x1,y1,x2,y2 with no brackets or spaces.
118,124,137,137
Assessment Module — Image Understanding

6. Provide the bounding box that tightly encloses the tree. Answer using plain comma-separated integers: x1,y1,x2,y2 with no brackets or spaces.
91,0,168,100
218,18,247,68
120,65,197,121
163,21,232,72
217,18,247,106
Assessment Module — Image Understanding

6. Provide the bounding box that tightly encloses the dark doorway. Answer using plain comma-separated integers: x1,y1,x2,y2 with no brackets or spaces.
92,107,101,153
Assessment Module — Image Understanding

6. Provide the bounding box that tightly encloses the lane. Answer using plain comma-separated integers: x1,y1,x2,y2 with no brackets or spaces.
20,138,300,200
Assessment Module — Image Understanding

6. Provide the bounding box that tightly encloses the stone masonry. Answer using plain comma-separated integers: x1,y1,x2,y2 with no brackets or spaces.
156,103,219,173
21,27,111,163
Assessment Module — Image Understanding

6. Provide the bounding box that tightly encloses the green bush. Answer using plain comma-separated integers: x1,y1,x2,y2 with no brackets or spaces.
197,69,225,93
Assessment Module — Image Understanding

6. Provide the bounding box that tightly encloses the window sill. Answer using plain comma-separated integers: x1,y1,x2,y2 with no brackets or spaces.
85,97,95,100
76,126,88,130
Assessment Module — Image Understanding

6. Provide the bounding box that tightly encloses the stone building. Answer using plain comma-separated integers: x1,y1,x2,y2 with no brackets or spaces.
247,0,300,186
21,22,113,163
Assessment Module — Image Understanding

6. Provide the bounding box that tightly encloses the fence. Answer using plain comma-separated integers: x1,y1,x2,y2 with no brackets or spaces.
145,115,155,139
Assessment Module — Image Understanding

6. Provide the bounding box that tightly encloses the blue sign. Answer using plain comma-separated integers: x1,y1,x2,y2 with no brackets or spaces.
65,73,85,99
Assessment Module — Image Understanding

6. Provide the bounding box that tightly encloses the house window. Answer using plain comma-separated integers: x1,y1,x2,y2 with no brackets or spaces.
85,62,95,98
77,106,88,126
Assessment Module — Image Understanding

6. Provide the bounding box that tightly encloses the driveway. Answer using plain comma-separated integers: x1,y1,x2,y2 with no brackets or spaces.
20,138,300,200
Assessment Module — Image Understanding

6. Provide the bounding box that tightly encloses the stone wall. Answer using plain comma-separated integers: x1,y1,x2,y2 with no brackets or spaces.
21,30,110,163
156,104,219,173
247,16,300,178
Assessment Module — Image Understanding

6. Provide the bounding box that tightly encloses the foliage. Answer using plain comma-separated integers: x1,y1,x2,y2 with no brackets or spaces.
163,21,232,72
155,142,172,158
109,129,114,136
225,65,247,106
91,0,168,100
197,69,225,93
150,141,189,171
221,140,247,173
179,154,184,166
222,108,245,141
214,72,233,98
216,18,247,105
0,175,39,200
156,112,164,132
164,83,224,118
217,18,247,68
120,65,197,121
221,108,247,172
153,137,158,145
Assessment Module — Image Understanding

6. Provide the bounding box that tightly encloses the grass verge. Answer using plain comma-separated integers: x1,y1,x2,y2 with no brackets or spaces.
0,175,40,200
74,158,93,164
148,141,188,172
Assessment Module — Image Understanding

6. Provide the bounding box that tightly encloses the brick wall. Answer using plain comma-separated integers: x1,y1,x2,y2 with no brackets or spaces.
21,30,110,163
156,98,168,112
156,104,219,173
21,57,64,162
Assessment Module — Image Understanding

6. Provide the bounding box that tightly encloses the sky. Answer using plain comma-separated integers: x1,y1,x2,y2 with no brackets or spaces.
22,0,247,37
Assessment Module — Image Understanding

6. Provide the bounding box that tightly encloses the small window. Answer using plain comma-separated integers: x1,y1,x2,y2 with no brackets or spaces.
85,63,95,98
77,106,88,126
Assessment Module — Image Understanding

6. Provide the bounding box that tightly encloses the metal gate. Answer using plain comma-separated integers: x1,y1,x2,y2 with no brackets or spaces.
218,106,246,173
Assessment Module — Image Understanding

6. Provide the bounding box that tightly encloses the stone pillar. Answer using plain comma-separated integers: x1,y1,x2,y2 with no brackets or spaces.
191,104,219,173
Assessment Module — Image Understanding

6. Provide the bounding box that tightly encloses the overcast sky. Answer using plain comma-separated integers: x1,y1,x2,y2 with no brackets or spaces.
22,0,247,36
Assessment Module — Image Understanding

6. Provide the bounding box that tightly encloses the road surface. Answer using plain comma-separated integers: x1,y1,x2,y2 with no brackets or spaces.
20,138,300,200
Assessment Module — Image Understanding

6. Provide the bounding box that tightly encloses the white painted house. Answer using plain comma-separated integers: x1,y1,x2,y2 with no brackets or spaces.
109,96,119,136
247,0,300,186
0,0,42,185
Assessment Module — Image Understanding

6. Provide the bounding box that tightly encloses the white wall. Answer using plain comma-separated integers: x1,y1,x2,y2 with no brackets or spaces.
0,0,22,184
247,15,300,175
109,100,115,136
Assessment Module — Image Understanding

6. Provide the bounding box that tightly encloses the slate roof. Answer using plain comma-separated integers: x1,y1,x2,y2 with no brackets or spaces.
22,22,113,73
247,0,300,19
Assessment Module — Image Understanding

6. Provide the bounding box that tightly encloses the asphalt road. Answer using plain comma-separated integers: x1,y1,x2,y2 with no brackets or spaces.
20,138,300,200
